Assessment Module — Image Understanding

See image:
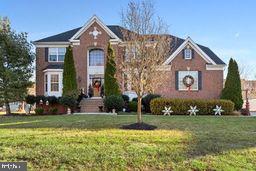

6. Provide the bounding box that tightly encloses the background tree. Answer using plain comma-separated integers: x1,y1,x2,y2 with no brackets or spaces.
121,0,171,123
104,43,120,96
221,58,243,110
62,46,78,97
0,17,34,115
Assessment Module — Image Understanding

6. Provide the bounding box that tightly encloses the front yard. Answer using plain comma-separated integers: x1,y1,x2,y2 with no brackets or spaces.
0,115,255,170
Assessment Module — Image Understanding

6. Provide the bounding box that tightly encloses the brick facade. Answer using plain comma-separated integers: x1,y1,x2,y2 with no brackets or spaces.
156,50,223,99
35,16,224,100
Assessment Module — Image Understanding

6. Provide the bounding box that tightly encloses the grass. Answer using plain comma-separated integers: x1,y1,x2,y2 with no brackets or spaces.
0,114,255,170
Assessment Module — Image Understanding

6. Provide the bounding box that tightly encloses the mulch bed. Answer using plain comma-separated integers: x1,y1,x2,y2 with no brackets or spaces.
121,122,157,130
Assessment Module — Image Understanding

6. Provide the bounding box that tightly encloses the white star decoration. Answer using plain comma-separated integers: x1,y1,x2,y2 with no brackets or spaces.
213,105,224,115
162,106,173,116
188,106,199,116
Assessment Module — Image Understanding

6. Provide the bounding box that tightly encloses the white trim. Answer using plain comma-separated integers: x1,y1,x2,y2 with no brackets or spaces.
33,42,70,47
178,71,199,91
48,47,66,62
43,69,63,72
206,64,226,70
69,15,121,42
184,48,192,60
163,37,217,65
44,70,63,97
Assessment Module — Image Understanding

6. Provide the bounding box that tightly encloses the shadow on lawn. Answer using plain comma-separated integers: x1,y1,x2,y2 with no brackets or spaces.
0,115,256,159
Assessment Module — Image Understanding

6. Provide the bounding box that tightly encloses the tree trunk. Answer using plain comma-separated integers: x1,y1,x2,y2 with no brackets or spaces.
137,96,142,123
5,101,11,115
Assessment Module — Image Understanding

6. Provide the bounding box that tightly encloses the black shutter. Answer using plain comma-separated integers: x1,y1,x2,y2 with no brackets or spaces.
182,49,185,59
45,48,48,62
198,71,202,90
175,71,179,90
192,49,195,59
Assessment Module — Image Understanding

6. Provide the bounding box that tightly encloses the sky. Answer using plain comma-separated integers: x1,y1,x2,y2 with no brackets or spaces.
1,0,256,78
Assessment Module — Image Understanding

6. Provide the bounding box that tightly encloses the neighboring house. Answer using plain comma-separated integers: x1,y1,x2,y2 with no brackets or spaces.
33,15,225,112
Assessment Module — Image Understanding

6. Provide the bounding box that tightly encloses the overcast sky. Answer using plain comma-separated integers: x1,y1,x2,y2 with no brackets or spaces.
1,0,256,79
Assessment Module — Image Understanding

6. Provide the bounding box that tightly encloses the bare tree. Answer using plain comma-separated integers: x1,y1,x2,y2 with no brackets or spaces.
239,63,254,80
121,0,171,123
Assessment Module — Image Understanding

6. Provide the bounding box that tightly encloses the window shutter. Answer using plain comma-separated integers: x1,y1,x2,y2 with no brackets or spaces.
175,71,179,90
182,49,186,59
45,48,48,62
192,49,195,59
198,71,202,90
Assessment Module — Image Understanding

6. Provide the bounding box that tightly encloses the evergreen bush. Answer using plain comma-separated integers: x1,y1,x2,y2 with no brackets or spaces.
142,94,161,113
62,46,78,97
221,58,243,110
104,95,124,112
104,43,120,96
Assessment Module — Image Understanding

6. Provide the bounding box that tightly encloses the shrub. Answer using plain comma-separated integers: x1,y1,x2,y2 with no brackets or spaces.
132,97,138,102
47,96,58,105
142,94,161,113
62,46,78,97
104,95,124,112
128,101,137,112
59,96,77,109
34,108,44,115
49,107,58,115
122,94,130,103
35,95,46,104
104,43,120,96
25,95,36,105
221,59,243,110
150,98,234,115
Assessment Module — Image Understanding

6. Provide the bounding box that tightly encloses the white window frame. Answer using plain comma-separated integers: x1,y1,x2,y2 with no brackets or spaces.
178,71,198,91
48,47,66,62
89,49,104,66
43,70,63,97
184,48,192,60
50,74,59,92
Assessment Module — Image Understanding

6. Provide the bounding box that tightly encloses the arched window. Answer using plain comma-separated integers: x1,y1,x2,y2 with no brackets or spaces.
89,49,104,66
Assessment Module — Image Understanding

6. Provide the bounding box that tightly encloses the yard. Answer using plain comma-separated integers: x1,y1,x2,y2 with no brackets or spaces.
0,114,255,170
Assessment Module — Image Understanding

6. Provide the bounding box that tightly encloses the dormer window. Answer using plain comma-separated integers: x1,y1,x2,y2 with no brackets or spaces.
184,48,192,59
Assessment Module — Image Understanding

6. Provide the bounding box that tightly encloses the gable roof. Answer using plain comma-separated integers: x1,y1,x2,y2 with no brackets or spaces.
34,26,225,65
169,36,225,65
34,25,130,43
69,15,121,42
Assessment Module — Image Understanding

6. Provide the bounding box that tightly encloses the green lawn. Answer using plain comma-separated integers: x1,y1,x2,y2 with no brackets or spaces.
0,115,255,170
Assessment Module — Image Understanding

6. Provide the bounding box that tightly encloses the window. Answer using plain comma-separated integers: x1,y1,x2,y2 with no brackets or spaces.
89,49,104,66
50,74,59,92
45,74,48,92
49,48,66,62
184,48,192,59
178,71,198,90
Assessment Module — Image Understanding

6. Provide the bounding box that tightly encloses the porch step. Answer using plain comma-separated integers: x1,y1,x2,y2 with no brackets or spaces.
80,98,104,113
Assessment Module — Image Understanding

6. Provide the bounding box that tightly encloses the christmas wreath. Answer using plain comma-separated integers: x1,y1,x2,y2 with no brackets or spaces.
183,75,194,87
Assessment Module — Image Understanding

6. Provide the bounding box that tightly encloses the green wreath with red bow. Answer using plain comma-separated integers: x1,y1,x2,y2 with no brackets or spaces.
183,75,194,87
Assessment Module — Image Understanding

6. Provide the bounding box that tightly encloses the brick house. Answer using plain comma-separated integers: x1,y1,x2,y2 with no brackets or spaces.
34,16,225,112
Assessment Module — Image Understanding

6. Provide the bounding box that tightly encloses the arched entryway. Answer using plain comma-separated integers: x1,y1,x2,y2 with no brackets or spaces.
87,49,104,98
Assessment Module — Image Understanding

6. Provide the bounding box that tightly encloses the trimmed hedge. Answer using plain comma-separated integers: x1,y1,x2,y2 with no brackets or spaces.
142,94,161,113
104,95,124,112
150,98,234,115
128,101,137,112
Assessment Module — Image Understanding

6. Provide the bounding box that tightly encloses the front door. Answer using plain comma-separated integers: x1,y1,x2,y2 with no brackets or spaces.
89,75,104,97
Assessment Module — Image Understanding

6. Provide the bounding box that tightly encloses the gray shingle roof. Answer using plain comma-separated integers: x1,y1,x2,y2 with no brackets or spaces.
35,26,225,65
